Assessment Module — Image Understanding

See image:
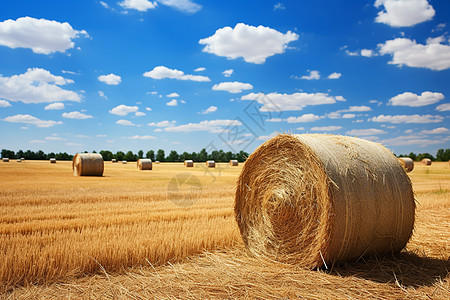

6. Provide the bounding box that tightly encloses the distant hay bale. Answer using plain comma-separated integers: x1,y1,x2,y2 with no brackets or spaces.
235,134,415,268
122,161,127,164
72,153,104,176
155,161,160,164
230,160,239,166
137,159,152,170
398,157,414,173
111,159,117,163
50,158,56,163
206,160,215,168
421,158,432,165
16,159,21,163
2,158,9,162
184,160,194,167
21,158,25,161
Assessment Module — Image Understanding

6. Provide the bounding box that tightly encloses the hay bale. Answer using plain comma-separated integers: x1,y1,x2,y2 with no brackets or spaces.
184,160,194,167
122,160,127,164
16,159,21,163
230,160,239,166
111,158,117,163
421,158,432,165
155,161,160,164
235,134,415,268
2,158,9,162
206,160,215,168
50,158,56,163
72,153,104,176
137,159,152,170
21,158,25,161
398,157,414,173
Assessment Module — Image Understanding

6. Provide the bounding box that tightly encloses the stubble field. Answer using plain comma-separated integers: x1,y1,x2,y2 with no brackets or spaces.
0,160,449,299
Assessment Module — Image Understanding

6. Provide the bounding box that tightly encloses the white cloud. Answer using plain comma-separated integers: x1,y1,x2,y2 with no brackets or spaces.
98,73,122,85
0,99,11,107
148,120,176,127
310,126,342,131
378,37,450,71
268,114,322,123
194,67,205,72
100,1,109,9
109,104,139,116
346,128,387,136
388,91,444,107
45,136,66,141
164,119,241,133
157,0,202,14
370,114,444,123
223,69,234,77
61,70,78,75
0,68,80,104
360,49,374,57
145,107,152,111
116,119,136,126
119,0,157,11
436,103,450,111
380,135,444,147
124,135,156,140
212,81,253,93
0,17,88,54
200,105,217,114
199,23,298,64
328,72,341,79
29,140,45,143
327,106,371,119
62,111,93,119
3,114,62,127
166,92,179,97
44,102,65,110
374,0,435,27
274,3,285,11
98,91,108,99
75,134,90,139
241,92,343,111
345,106,372,112
135,111,146,116
166,99,178,106
421,127,448,134
143,66,210,82
342,113,356,119
301,70,320,80
257,132,278,140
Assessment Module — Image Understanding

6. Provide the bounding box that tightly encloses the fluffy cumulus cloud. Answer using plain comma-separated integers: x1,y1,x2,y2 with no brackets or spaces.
148,120,176,127
421,127,448,134
0,68,80,104
388,91,444,107
124,135,156,140
44,102,65,110
143,66,210,82
360,49,374,57
119,0,157,11
328,72,341,79
346,128,387,136
436,103,450,111
0,99,11,107
199,23,298,64
327,106,372,119
157,0,202,14
194,67,205,72
166,99,178,106
380,135,444,147
98,73,122,85
374,0,435,27
241,92,345,111
378,36,450,71
223,69,233,77
212,82,253,93
0,17,88,54
370,114,444,123
109,104,139,116
301,70,320,80
62,111,93,119
200,105,217,114
268,114,322,123
164,119,241,133
3,114,62,127
310,126,342,131
116,119,136,126
166,92,179,97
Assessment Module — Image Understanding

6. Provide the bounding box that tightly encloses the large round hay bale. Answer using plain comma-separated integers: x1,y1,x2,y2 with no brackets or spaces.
206,160,215,168
137,158,152,170
50,158,56,163
235,134,415,268
230,160,239,166
421,158,432,165
2,158,9,162
398,157,414,173
72,153,104,176
184,160,194,167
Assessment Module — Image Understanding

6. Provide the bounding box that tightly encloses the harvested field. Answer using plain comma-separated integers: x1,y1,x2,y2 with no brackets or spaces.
0,161,449,299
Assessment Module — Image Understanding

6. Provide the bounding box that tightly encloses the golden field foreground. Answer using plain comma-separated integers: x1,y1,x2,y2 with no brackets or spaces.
0,160,449,299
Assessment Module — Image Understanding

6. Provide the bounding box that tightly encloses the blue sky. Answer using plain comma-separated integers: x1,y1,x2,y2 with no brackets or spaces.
0,0,449,155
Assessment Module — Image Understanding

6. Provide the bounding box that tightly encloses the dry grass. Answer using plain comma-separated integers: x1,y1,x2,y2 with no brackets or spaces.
0,161,449,299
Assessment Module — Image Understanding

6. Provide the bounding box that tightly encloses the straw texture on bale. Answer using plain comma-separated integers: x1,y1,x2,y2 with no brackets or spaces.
137,159,152,170
206,160,215,168
421,158,432,165
72,153,104,176
2,158,9,162
235,134,415,268
50,158,56,163
398,157,414,173
112,159,117,163
230,160,239,166
184,160,194,167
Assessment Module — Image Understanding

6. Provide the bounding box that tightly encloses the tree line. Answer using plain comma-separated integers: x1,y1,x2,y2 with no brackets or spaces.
397,149,450,162
1,148,250,162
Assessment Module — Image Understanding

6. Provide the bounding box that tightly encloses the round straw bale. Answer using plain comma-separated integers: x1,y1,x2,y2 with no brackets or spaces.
421,158,432,165
17,159,21,163
50,158,56,163
112,158,117,163
72,153,104,176
235,134,415,268
206,160,215,168
398,157,414,173
122,160,127,164
230,160,239,166
184,160,194,167
2,158,9,162
137,158,152,170
155,161,160,164
21,158,25,161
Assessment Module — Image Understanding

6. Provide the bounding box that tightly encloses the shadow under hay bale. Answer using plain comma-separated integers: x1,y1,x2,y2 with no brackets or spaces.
235,133,415,268
72,153,104,176
137,158,152,170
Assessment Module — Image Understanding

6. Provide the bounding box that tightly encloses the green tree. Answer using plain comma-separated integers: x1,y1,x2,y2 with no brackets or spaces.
100,150,113,161
1,149,14,159
156,149,165,162
408,152,417,161
417,153,434,161
124,151,137,161
436,149,450,161
116,151,125,161
167,150,179,162
198,148,207,161
138,150,144,159
146,150,155,161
